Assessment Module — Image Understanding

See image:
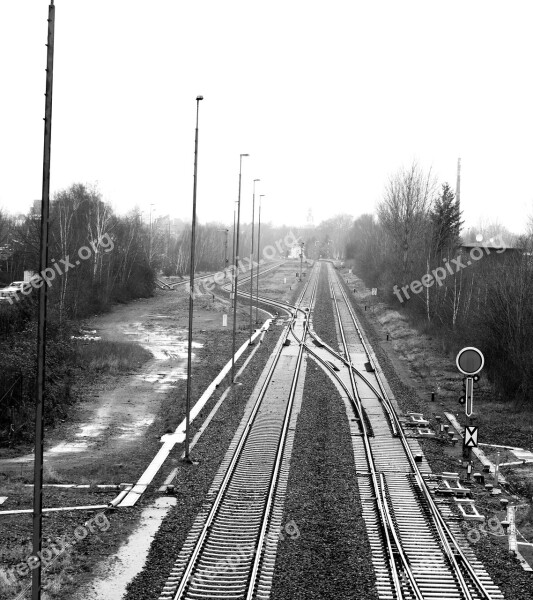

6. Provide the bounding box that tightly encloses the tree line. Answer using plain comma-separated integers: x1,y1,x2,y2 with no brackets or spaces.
345,161,532,406
0,182,336,440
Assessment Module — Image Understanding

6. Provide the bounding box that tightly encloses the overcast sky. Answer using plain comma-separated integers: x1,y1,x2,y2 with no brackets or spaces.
1,1,531,233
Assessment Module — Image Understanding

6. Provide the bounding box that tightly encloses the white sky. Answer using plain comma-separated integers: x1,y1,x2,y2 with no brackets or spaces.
1,1,532,232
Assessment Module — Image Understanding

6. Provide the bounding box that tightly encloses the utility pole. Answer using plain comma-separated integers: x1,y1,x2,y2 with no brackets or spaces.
231,205,236,307
231,154,249,384
256,195,264,324
249,179,259,344
218,228,229,276
33,3,55,599
456,157,461,210
184,95,203,462
299,240,305,282
149,203,155,265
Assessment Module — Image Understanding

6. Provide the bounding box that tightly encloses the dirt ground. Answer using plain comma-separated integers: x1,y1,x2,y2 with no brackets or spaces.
255,259,312,304
0,285,243,481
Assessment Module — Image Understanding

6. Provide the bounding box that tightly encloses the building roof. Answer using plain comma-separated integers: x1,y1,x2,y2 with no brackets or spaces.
460,242,521,252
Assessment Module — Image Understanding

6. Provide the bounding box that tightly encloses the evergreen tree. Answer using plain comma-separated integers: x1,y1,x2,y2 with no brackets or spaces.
430,182,463,253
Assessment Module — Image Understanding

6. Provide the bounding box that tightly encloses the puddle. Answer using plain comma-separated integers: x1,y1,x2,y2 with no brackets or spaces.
1,320,203,466
119,320,203,361
76,496,177,600
75,423,107,438
117,418,155,439
48,441,89,454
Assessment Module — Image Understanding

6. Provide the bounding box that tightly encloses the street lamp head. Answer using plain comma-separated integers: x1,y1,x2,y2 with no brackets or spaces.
196,95,204,101
241,153,249,157
254,178,260,182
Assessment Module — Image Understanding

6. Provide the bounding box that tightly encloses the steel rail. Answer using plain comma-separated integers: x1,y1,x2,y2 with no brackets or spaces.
285,266,413,600
328,276,423,600
217,260,495,599
172,264,317,600
329,266,493,600
245,263,319,598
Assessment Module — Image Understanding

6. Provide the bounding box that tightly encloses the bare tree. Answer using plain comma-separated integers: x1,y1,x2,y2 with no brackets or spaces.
84,186,113,283
0,209,9,247
378,162,436,274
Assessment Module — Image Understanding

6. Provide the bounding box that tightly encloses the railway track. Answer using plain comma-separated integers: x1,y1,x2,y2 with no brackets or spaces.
302,261,504,600
157,260,505,599
225,260,504,598
157,261,285,292
158,263,320,600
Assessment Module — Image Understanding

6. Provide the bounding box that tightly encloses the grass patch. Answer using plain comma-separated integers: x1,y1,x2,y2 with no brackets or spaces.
257,261,307,304
73,340,153,373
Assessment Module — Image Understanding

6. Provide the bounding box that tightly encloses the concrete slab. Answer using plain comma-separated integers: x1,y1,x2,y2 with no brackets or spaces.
444,412,507,485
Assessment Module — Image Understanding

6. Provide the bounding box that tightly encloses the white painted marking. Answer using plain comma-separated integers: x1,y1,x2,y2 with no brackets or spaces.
119,319,272,507
0,505,109,516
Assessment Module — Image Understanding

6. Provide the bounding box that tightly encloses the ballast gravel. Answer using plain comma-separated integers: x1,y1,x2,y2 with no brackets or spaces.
270,263,378,600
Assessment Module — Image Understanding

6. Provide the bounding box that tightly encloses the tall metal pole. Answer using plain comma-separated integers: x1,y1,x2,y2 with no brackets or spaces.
184,95,203,462
33,3,55,599
299,241,304,281
222,229,228,276
217,228,228,275
231,206,236,307
256,195,264,324
149,204,154,264
231,153,248,383
456,157,461,210
249,179,259,344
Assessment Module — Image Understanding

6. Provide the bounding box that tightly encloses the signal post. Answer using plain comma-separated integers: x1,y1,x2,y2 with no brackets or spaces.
456,347,484,473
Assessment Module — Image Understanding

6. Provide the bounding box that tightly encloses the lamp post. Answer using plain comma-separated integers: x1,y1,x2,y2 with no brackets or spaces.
184,95,203,463
231,153,249,384
256,194,264,324
148,203,155,264
299,240,305,281
218,228,229,276
249,178,260,344
231,205,236,307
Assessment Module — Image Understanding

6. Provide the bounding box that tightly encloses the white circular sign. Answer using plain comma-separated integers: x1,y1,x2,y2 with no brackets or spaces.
456,346,484,375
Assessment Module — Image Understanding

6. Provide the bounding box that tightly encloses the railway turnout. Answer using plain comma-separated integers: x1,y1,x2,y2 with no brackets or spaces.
157,260,507,599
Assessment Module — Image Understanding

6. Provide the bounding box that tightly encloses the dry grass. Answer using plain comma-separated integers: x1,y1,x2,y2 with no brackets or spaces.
43,465,65,485
0,519,76,599
74,340,153,374
257,262,305,304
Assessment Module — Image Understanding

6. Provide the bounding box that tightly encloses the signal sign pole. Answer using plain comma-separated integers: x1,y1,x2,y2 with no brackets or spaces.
464,376,474,416
456,347,484,465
